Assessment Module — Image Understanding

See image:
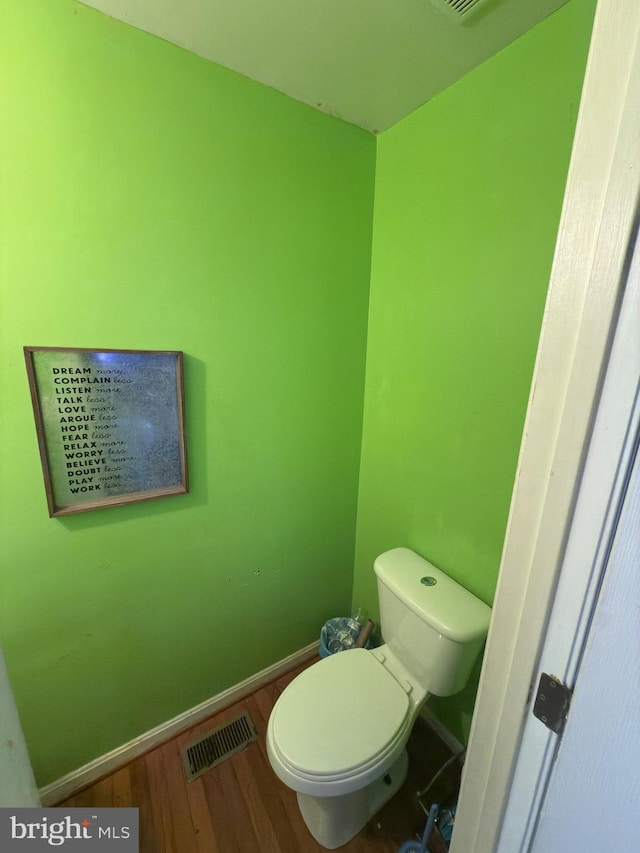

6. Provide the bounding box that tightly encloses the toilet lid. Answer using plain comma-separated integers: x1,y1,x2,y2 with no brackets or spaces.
271,648,410,777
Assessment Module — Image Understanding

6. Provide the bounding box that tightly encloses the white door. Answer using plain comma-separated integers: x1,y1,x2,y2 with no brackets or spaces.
529,429,640,850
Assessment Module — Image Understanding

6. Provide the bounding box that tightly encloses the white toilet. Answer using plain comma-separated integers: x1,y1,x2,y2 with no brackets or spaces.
266,547,491,849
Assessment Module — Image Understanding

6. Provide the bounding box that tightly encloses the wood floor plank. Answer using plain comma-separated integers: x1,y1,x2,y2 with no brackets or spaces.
232,748,283,853
129,755,160,853
159,739,201,853
111,765,132,809
143,749,169,853
182,776,223,853
70,784,102,809
201,754,260,852
146,746,185,853
90,774,114,808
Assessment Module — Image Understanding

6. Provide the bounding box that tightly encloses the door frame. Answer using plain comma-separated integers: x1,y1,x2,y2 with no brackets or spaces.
450,2,640,851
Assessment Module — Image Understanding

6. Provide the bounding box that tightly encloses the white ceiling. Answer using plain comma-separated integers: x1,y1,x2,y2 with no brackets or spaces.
78,0,569,133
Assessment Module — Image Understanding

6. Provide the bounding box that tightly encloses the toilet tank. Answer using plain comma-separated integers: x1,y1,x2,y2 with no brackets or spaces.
374,548,491,696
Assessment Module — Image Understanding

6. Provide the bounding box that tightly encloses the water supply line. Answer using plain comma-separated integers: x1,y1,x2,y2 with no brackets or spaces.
416,748,465,802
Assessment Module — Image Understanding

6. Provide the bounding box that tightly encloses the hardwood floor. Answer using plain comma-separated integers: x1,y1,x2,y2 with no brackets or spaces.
60,659,461,852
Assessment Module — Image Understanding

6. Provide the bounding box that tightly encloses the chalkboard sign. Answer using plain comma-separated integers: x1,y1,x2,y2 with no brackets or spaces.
24,347,188,517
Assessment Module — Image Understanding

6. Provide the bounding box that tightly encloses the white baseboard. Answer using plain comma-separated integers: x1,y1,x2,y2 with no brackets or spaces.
39,642,318,806
420,707,466,758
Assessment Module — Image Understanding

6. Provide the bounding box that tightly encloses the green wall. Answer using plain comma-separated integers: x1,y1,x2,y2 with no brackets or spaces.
0,0,375,785
352,0,596,741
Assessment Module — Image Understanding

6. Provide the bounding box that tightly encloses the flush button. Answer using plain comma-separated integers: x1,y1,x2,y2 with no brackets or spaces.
421,576,437,586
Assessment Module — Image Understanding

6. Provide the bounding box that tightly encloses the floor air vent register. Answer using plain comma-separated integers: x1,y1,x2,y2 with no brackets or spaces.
181,710,258,782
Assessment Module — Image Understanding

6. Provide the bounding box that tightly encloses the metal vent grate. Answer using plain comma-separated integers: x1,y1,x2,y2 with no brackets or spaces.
181,711,257,782
431,0,486,20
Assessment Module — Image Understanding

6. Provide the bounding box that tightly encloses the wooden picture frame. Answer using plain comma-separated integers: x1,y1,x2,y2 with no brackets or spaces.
24,347,189,517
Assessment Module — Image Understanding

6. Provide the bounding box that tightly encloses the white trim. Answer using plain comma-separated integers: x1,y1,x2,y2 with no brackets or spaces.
39,642,318,806
420,707,465,758
451,2,640,852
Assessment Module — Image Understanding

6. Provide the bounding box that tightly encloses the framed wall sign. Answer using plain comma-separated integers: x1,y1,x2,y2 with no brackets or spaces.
24,347,189,517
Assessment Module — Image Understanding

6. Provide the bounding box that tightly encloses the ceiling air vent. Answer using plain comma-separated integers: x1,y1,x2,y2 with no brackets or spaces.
181,710,258,782
430,0,487,20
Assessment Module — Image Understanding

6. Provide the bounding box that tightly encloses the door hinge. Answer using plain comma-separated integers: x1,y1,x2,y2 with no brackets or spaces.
532,673,572,735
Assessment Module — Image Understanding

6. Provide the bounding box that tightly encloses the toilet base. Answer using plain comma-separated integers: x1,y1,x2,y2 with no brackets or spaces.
296,749,409,850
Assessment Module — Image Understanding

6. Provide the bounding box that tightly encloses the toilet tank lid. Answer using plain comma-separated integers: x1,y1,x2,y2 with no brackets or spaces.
374,548,491,643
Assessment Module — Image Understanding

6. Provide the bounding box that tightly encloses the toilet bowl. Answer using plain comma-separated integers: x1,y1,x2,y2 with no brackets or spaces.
267,646,425,848
266,548,492,849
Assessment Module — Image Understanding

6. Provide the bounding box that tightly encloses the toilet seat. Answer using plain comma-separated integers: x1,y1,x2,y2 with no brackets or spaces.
268,649,412,796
